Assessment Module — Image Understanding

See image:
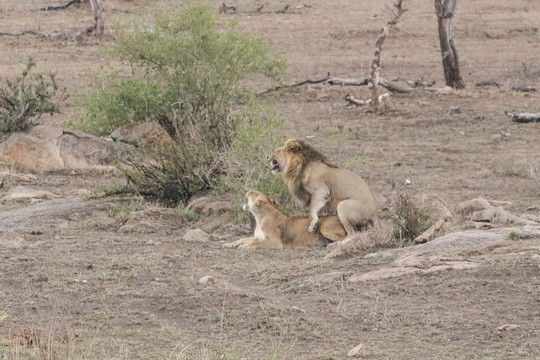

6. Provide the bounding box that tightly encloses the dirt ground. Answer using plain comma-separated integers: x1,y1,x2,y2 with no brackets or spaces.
1,0,539,359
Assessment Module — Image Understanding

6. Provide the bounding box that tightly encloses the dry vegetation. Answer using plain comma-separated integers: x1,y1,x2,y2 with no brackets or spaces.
1,0,539,359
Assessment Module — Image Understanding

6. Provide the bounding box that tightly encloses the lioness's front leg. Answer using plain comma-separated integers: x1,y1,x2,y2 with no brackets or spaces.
223,237,256,248
308,189,330,233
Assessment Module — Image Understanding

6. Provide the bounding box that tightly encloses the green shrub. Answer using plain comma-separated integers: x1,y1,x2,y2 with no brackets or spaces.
78,4,286,205
0,58,62,133
77,78,165,136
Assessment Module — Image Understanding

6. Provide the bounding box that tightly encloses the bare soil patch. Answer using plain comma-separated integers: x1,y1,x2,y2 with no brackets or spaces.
1,0,539,359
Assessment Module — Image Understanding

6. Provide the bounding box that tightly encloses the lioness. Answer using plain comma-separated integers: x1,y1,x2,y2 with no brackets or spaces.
267,139,377,235
223,190,346,249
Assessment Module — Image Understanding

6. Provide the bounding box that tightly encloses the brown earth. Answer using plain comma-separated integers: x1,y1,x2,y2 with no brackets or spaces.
1,0,539,359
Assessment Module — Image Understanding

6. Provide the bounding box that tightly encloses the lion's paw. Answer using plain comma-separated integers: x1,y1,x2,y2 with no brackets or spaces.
308,221,320,233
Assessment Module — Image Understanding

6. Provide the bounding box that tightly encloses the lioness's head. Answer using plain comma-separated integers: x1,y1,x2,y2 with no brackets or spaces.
243,190,278,216
267,139,335,175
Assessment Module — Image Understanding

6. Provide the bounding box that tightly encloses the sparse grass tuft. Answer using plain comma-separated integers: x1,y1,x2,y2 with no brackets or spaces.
508,230,522,240
0,306,8,322
392,190,432,246
107,199,142,218
501,159,539,179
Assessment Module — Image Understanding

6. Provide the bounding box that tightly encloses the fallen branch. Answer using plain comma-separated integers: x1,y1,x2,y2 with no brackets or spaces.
505,111,540,123
378,77,411,93
40,0,83,11
345,94,370,106
511,86,537,93
0,27,94,40
261,75,411,95
346,93,390,107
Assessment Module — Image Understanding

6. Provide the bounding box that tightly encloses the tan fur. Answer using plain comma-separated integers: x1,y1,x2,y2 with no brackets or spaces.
223,190,346,249
268,139,377,235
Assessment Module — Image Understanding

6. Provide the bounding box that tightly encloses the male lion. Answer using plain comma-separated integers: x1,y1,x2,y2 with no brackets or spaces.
223,190,346,249
267,139,377,235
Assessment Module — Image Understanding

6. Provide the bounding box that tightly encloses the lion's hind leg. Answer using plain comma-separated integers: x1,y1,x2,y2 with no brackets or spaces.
240,235,283,249
336,199,374,236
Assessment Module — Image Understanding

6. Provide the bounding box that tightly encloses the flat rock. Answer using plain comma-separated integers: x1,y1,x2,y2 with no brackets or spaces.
0,132,64,171
182,228,210,242
0,126,117,171
186,195,232,215
0,185,59,203
212,223,252,241
58,133,117,169
471,206,537,226
0,230,28,249
456,197,492,214
111,122,172,147
352,226,540,282
119,208,185,233
0,197,113,231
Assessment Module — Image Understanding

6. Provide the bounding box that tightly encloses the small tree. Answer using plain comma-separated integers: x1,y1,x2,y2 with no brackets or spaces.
0,58,62,133
78,5,286,205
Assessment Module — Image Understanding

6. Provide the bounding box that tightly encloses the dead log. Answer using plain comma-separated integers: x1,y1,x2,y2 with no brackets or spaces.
505,111,540,123
435,0,464,89
40,0,83,11
378,77,411,93
475,80,501,88
368,0,407,110
261,75,411,95
0,27,93,40
511,86,537,93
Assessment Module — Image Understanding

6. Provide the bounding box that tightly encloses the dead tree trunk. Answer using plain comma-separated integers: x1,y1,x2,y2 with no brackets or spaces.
368,0,407,111
435,0,464,89
89,0,104,36
505,112,540,123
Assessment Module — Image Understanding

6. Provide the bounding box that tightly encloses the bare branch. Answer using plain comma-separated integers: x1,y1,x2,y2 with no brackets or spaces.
368,0,407,110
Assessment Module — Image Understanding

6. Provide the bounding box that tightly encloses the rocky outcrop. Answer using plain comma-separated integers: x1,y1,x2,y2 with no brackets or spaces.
0,197,115,231
348,225,540,282
0,126,116,171
119,208,186,233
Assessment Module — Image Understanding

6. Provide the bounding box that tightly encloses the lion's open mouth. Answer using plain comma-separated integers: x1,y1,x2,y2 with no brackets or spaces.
270,159,280,171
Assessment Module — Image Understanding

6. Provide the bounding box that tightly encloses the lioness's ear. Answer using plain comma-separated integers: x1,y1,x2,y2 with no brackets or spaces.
284,139,301,153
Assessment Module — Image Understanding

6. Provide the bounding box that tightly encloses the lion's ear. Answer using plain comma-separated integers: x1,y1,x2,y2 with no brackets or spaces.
284,140,301,153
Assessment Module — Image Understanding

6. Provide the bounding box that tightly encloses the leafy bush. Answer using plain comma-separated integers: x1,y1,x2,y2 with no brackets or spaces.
78,5,286,205
0,58,62,133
